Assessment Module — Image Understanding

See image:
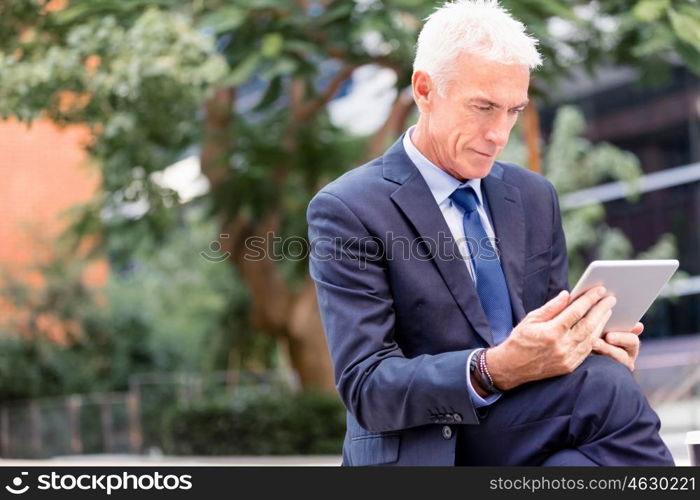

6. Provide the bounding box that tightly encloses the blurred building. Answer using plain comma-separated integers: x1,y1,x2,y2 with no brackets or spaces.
542,64,700,339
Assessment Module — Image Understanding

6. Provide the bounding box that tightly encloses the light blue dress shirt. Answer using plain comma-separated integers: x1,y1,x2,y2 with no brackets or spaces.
402,126,502,408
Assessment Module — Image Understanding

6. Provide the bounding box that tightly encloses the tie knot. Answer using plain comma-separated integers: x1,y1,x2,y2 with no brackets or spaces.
450,186,479,213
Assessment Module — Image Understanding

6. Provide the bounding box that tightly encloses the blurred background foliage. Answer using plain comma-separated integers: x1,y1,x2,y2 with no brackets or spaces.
500,105,679,285
0,0,697,455
162,390,346,455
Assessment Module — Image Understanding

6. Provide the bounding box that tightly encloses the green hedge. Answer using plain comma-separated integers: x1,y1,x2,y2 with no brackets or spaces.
162,391,346,455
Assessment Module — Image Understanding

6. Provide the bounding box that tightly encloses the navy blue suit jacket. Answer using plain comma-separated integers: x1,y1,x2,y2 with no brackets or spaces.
307,136,569,465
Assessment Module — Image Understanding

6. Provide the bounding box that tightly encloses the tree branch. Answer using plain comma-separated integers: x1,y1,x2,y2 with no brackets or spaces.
366,85,414,160
294,64,357,122
200,87,235,187
289,78,306,125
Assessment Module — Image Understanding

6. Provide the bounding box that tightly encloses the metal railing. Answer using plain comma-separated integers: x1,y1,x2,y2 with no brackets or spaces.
0,370,292,459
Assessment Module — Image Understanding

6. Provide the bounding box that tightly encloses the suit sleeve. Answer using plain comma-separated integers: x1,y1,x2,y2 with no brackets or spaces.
546,181,569,299
307,191,479,432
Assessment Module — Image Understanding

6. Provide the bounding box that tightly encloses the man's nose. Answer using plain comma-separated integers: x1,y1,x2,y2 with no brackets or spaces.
484,115,511,146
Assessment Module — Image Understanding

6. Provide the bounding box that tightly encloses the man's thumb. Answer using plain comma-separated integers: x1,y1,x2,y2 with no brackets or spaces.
529,290,569,322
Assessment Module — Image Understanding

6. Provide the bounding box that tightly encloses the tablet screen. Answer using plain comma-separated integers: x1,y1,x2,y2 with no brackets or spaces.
569,260,679,332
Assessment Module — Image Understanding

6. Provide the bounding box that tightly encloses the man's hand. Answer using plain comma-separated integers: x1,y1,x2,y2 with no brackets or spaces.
592,322,643,371
486,286,616,391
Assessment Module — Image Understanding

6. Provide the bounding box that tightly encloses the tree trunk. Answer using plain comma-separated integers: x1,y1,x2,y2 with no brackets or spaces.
523,98,542,173
287,279,335,392
200,88,336,393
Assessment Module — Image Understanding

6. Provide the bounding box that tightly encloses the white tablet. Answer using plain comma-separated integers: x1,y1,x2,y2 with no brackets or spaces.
569,260,679,332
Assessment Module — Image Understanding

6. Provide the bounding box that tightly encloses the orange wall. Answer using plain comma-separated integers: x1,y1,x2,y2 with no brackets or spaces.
0,118,107,331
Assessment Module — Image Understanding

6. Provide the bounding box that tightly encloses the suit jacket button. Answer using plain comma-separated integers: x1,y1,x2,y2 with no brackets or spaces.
441,425,452,440
453,413,462,423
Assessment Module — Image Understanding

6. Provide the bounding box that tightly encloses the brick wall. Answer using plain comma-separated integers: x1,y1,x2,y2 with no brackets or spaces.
0,118,108,335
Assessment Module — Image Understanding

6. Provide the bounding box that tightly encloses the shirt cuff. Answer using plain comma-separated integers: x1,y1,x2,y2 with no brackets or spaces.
466,349,501,408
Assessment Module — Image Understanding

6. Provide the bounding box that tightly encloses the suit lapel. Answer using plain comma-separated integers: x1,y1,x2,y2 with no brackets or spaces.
482,166,526,323
384,138,494,346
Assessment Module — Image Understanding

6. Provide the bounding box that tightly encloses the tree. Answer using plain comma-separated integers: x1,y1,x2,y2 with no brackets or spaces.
1,0,697,391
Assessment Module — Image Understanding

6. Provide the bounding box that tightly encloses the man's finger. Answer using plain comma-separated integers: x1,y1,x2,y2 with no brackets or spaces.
568,295,616,341
603,331,641,352
589,309,612,343
558,286,608,330
527,290,569,322
593,340,634,371
602,332,641,363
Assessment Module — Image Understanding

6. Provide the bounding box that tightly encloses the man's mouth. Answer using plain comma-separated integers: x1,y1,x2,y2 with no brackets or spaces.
470,149,495,158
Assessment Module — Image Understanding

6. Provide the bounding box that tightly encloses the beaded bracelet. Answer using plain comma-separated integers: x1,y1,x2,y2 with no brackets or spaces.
477,349,502,395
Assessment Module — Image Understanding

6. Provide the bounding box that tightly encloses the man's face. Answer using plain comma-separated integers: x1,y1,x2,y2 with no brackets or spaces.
413,52,530,180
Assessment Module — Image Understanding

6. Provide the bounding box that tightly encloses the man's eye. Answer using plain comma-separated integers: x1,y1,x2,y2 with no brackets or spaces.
476,105,491,111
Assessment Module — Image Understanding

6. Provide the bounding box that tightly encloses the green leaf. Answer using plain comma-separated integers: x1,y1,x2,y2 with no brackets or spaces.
385,0,427,8
235,0,288,9
260,57,298,79
632,0,671,23
668,7,700,49
198,7,247,34
52,0,173,25
261,33,284,58
317,3,354,26
283,40,319,58
630,25,674,57
52,2,100,25
530,0,582,23
223,53,262,87
253,76,283,111
673,40,700,76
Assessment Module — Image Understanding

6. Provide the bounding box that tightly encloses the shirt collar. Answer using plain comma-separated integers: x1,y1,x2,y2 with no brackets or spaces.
402,125,483,207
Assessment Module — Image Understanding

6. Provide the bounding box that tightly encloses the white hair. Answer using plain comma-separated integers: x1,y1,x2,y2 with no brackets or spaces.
413,0,543,95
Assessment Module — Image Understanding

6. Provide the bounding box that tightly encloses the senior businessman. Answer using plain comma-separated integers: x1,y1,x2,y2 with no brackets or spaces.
307,0,674,466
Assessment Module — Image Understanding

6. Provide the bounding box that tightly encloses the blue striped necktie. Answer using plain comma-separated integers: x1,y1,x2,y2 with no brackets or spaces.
449,186,513,345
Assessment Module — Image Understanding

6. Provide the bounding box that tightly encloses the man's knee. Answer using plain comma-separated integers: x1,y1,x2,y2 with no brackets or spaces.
568,355,669,464
572,355,650,421
493,355,648,425
576,355,638,391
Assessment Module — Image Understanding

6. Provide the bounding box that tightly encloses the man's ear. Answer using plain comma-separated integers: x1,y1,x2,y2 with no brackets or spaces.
412,71,435,113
